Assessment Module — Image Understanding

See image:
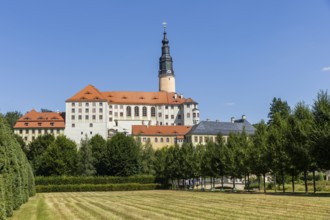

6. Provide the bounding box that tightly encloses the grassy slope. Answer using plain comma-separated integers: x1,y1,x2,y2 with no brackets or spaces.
9,191,330,220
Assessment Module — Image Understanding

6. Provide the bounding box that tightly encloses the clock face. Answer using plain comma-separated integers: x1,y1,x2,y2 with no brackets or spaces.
167,70,172,74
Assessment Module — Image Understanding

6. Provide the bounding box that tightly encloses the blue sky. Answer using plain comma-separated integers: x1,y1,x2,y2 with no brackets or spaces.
1,0,330,124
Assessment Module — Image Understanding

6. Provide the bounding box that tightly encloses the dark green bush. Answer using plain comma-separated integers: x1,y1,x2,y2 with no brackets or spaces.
35,175,158,186
36,183,161,193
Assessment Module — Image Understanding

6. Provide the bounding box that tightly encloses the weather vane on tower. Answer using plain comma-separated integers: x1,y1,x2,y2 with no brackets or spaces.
162,21,167,31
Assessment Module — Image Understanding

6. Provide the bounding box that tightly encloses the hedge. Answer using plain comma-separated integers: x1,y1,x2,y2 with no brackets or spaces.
0,115,36,220
35,175,158,186
36,183,162,193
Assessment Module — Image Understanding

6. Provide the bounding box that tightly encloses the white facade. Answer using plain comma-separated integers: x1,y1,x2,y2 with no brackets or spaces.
65,100,200,144
14,128,64,143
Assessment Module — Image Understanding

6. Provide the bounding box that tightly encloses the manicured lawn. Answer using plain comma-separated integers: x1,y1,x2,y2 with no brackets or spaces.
9,190,330,220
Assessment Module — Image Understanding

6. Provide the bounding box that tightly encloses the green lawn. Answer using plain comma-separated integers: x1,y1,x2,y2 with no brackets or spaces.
9,191,330,220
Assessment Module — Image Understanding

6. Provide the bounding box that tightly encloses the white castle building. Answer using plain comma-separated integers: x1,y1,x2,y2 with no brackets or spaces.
65,28,200,143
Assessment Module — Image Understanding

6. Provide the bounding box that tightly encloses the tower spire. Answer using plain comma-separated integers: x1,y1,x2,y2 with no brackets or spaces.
158,22,176,93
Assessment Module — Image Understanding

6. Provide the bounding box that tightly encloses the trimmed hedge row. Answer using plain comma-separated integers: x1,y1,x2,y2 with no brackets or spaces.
36,183,161,193
0,116,36,220
35,175,157,185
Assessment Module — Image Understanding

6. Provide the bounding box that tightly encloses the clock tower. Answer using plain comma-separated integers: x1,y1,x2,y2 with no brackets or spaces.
159,24,176,93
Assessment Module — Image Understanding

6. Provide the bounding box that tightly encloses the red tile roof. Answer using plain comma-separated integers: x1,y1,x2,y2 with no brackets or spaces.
66,85,197,105
14,109,65,129
132,125,192,136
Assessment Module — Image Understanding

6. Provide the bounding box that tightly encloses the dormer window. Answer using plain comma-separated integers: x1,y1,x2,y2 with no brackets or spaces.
24,117,30,120
50,122,54,126
24,123,29,126
85,91,91,95
38,123,42,126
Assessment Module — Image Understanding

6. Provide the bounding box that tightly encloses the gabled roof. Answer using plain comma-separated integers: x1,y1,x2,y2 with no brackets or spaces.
66,84,107,102
66,85,198,105
132,125,192,136
187,120,255,136
14,109,65,129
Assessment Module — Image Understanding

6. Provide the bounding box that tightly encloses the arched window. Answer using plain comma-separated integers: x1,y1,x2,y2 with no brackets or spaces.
134,106,139,116
151,107,156,117
155,137,158,143
142,106,147,117
126,106,131,117
160,138,163,143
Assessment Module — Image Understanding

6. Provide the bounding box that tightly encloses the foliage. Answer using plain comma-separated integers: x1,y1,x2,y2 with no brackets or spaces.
3,111,22,130
77,136,96,176
90,134,108,176
0,115,35,219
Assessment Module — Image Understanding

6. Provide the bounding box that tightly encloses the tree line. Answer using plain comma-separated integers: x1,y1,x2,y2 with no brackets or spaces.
7,90,330,194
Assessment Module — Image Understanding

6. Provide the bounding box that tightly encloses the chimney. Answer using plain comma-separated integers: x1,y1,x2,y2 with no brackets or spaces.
231,117,235,123
242,115,246,120
174,94,178,99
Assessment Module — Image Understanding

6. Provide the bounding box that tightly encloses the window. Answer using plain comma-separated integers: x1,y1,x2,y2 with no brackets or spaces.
205,136,209,142
92,108,96,113
171,115,174,119
85,103,89,106
99,102,103,106
165,115,169,119
99,115,103,120
109,118,113,122
166,138,169,143
78,108,82,113
143,137,146,142
109,111,112,115
142,107,147,117
197,113,200,117
71,115,75,120
78,115,82,120
38,123,42,126
99,108,103,113
85,108,89,113
24,122,29,126
178,115,181,119
158,106,161,110
134,106,139,116
151,107,156,117
57,129,60,134
160,138,163,142
126,106,131,117
194,136,198,142
115,112,118,117
178,106,181,110
187,104,190,108
81,131,83,135
72,103,75,107
79,103,82,107
199,136,203,143
187,113,190,118
90,131,93,135
155,138,158,143
115,105,118,109
71,108,75,113
32,129,35,134
50,122,54,126
120,112,123,117
92,115,96,120
19,130,22,134
165,106,168,109
24,137,27,141
85,115,89,120
92,102,96,106
32,137,35,141
89,123,93,127
120,105,123,109
72,123,75,128
158,113,162,117
193,113,196,118
109,105,112,109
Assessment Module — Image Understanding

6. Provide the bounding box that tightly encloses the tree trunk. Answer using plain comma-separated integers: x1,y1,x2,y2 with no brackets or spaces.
233,177,236,191
313,170,316,193
177,179,180,190
171,179,174,190
247,174,250,192
303,170,308,193
221,175,224,190
244,175,247,191
274,174,277,193
281,169,285,193
291,172,295,193
258,175,261,192
263,173,266,193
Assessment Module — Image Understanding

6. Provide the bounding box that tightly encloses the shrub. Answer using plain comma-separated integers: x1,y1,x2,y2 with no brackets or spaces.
35,175,158,186
36,183,161,193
